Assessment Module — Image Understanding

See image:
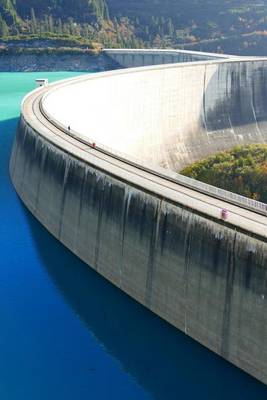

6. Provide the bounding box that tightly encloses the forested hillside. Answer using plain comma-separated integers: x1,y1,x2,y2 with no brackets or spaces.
0,0,109,35
108,0,267,51
16,0,108,21
0,0,140,48
0,0,108,21
1,0,267,54
181,145,267,203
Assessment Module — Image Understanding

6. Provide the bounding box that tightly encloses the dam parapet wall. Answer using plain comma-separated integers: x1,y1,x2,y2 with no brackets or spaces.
103,48,230,68
9,49,267,384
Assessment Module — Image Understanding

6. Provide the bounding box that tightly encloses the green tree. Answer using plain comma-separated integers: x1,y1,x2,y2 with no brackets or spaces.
0,13,9,36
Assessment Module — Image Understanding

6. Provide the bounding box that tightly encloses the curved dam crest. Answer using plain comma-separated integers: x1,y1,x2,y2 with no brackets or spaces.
9,49,267,385
42,52,267,172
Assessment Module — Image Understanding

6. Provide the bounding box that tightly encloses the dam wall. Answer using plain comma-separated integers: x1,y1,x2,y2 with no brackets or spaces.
9,49,267,384
42,56,267,172
10,115,267,384
103,48,229,68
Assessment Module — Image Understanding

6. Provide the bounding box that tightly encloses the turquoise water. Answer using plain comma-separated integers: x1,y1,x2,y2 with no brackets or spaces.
1,72,267,399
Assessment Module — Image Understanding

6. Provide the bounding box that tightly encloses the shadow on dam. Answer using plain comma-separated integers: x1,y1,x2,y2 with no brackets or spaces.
160,60,267,170
0,117,19,186
22,205,267,400
198,61,267,144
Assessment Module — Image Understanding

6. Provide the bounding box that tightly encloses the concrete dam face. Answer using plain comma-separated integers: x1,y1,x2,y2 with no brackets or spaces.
10,49,267,384
42,50,267,171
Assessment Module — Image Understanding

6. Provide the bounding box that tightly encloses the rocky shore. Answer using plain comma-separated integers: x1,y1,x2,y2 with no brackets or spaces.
0,51,118,72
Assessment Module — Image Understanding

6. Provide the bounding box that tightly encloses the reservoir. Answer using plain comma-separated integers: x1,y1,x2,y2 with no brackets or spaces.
1,72,267,399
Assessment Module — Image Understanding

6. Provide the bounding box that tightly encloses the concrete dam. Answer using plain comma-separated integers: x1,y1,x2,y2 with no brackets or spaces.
9,49,267,384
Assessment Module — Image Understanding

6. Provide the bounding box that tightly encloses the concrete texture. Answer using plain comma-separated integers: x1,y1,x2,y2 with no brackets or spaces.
9,49,267,384
42,53,267,172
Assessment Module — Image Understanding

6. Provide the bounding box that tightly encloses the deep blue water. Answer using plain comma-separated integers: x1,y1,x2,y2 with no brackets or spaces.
0,72,266,399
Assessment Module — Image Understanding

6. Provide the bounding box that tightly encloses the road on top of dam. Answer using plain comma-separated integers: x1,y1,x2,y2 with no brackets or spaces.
21,75,267,242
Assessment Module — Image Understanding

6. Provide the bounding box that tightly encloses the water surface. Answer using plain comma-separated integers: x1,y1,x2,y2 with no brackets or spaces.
0,72,266,399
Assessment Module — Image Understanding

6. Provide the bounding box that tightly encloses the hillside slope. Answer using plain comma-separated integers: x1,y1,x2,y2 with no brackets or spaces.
181,145,267,203
1,0,267,54
107,0,267,42
15,0,109,21
0,0,108,24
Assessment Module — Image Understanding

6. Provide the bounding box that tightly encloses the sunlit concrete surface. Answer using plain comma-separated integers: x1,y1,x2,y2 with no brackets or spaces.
42,50,267,172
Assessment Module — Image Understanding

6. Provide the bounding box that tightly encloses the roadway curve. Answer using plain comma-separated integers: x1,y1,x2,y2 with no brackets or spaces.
20,80,267,238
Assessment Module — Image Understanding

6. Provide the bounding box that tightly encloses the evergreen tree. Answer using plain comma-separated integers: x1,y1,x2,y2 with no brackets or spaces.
0,13,9,36
30,8,37,33
58,18,63,34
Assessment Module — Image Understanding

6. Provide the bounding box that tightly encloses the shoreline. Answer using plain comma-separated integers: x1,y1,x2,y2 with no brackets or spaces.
0,51,118,72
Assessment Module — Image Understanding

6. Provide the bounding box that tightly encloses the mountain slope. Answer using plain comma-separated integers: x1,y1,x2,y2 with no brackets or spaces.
107,0,267,40
1,0,267,55
0,0,109,23
0,0,20,24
